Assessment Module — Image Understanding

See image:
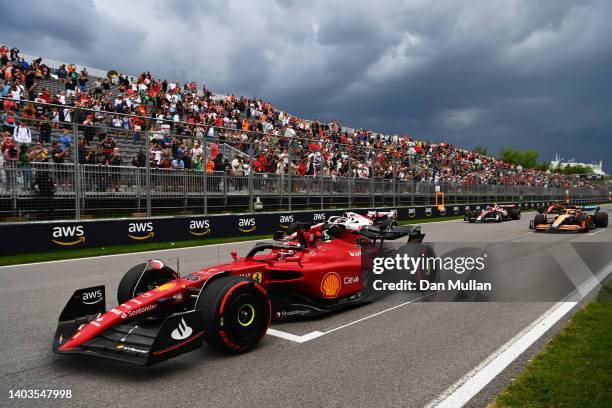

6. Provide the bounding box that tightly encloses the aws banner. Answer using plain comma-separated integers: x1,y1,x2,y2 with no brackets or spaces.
0,201,581,255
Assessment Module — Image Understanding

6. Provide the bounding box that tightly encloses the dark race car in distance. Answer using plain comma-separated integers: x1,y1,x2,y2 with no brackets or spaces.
52,211,435,366
530,205,608,232
464,204,521,223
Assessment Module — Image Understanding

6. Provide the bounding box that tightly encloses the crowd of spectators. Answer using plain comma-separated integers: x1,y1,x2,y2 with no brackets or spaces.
0,43,605,195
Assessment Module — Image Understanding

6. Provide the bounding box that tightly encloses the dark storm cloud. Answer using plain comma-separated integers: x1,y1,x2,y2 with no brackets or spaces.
1,0,610,170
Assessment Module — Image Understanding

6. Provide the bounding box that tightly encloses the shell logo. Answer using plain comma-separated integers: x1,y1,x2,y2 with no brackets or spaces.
321,272,341,299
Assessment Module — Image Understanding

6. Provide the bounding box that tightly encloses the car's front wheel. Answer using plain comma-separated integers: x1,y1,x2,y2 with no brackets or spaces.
117,261,178,304
197,276,271,354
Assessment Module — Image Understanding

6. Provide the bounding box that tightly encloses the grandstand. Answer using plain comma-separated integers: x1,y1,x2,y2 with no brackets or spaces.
0,44,609,220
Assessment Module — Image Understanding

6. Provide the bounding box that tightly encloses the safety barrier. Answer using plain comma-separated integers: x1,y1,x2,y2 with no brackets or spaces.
0,199,604,255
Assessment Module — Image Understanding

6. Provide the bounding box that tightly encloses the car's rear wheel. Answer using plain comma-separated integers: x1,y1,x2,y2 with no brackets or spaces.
414,244,438,286
117,261,178,304
197,276,271,354
509,208,521,220
594,211,608,228
533,214,546,228
576,213,590,232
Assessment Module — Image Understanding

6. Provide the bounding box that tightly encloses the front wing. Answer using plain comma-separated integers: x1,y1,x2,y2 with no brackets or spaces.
53,286,205,365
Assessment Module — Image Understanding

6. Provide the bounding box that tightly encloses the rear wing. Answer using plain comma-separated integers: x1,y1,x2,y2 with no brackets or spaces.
358,225,424,244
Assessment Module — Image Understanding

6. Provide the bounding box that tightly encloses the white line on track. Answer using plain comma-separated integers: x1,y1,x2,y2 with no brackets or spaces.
424,260,612,408
266,329,324,343
265,292,437,342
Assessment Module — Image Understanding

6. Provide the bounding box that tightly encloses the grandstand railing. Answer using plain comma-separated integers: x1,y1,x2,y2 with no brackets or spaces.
0,98,608,221
20,53,110,80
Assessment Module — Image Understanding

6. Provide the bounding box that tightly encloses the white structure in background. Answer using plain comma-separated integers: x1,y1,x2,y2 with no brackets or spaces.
550,154,605,176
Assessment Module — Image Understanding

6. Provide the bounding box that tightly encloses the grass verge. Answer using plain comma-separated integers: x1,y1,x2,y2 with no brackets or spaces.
0,209,536,266
492,280,612,408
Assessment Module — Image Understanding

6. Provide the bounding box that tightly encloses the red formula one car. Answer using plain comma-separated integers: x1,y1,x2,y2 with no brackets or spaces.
464,204,521,223
53,211,432,365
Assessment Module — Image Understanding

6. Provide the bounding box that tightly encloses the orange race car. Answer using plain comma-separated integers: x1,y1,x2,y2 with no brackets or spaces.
530,205,608,232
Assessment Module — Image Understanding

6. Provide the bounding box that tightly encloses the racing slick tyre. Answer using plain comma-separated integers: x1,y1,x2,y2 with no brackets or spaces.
509,208,521,220
414,244,438,285
197,276,271,354
117,262,178,304
594,211,608,228
576,213,590,232
533,214,547,229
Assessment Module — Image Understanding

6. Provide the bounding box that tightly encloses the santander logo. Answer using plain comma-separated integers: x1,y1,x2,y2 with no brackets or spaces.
171,318,193,340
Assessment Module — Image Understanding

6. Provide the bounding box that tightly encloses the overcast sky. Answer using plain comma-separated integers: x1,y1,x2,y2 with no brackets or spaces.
1,0,610,170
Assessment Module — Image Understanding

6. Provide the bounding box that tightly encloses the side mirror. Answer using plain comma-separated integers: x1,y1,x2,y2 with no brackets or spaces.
273,231,285,241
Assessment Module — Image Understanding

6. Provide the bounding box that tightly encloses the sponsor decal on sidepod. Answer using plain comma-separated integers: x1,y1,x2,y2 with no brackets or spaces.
321,272,341,298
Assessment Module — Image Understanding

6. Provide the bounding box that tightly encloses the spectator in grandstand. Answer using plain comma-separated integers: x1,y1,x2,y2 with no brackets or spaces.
59,128,72,152
132,150,146,167
38,119,51,143
171,155,184,170
193,152,203,171
108,147,122,191
3,143,19,190
19,144,32,190
78,69,88,93
65,77,76,98
9,47,19,63
56,64,67,82
182,149,192,169
98,134,116,161
0,45,8,65
31,143,48,162
13,121,31,145
32,166,55,220
51,140,68,162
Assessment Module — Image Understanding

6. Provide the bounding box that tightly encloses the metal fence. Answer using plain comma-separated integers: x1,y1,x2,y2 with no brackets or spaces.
0,98,609,221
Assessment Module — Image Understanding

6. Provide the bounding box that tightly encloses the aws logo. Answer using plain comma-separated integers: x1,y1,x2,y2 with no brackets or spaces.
82,289,103,305
189,219,211,236
313,212,326,222
453,206,460,215
238,218,256,233
465,206,471,211
279,215,294,229
128,222,154,240
52,225,85,246
425,208,433,217
438,207,447,216
408,208,416,218
475,206,481,210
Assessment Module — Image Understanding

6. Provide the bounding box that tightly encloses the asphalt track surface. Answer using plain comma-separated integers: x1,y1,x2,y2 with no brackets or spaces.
1,205,611,408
